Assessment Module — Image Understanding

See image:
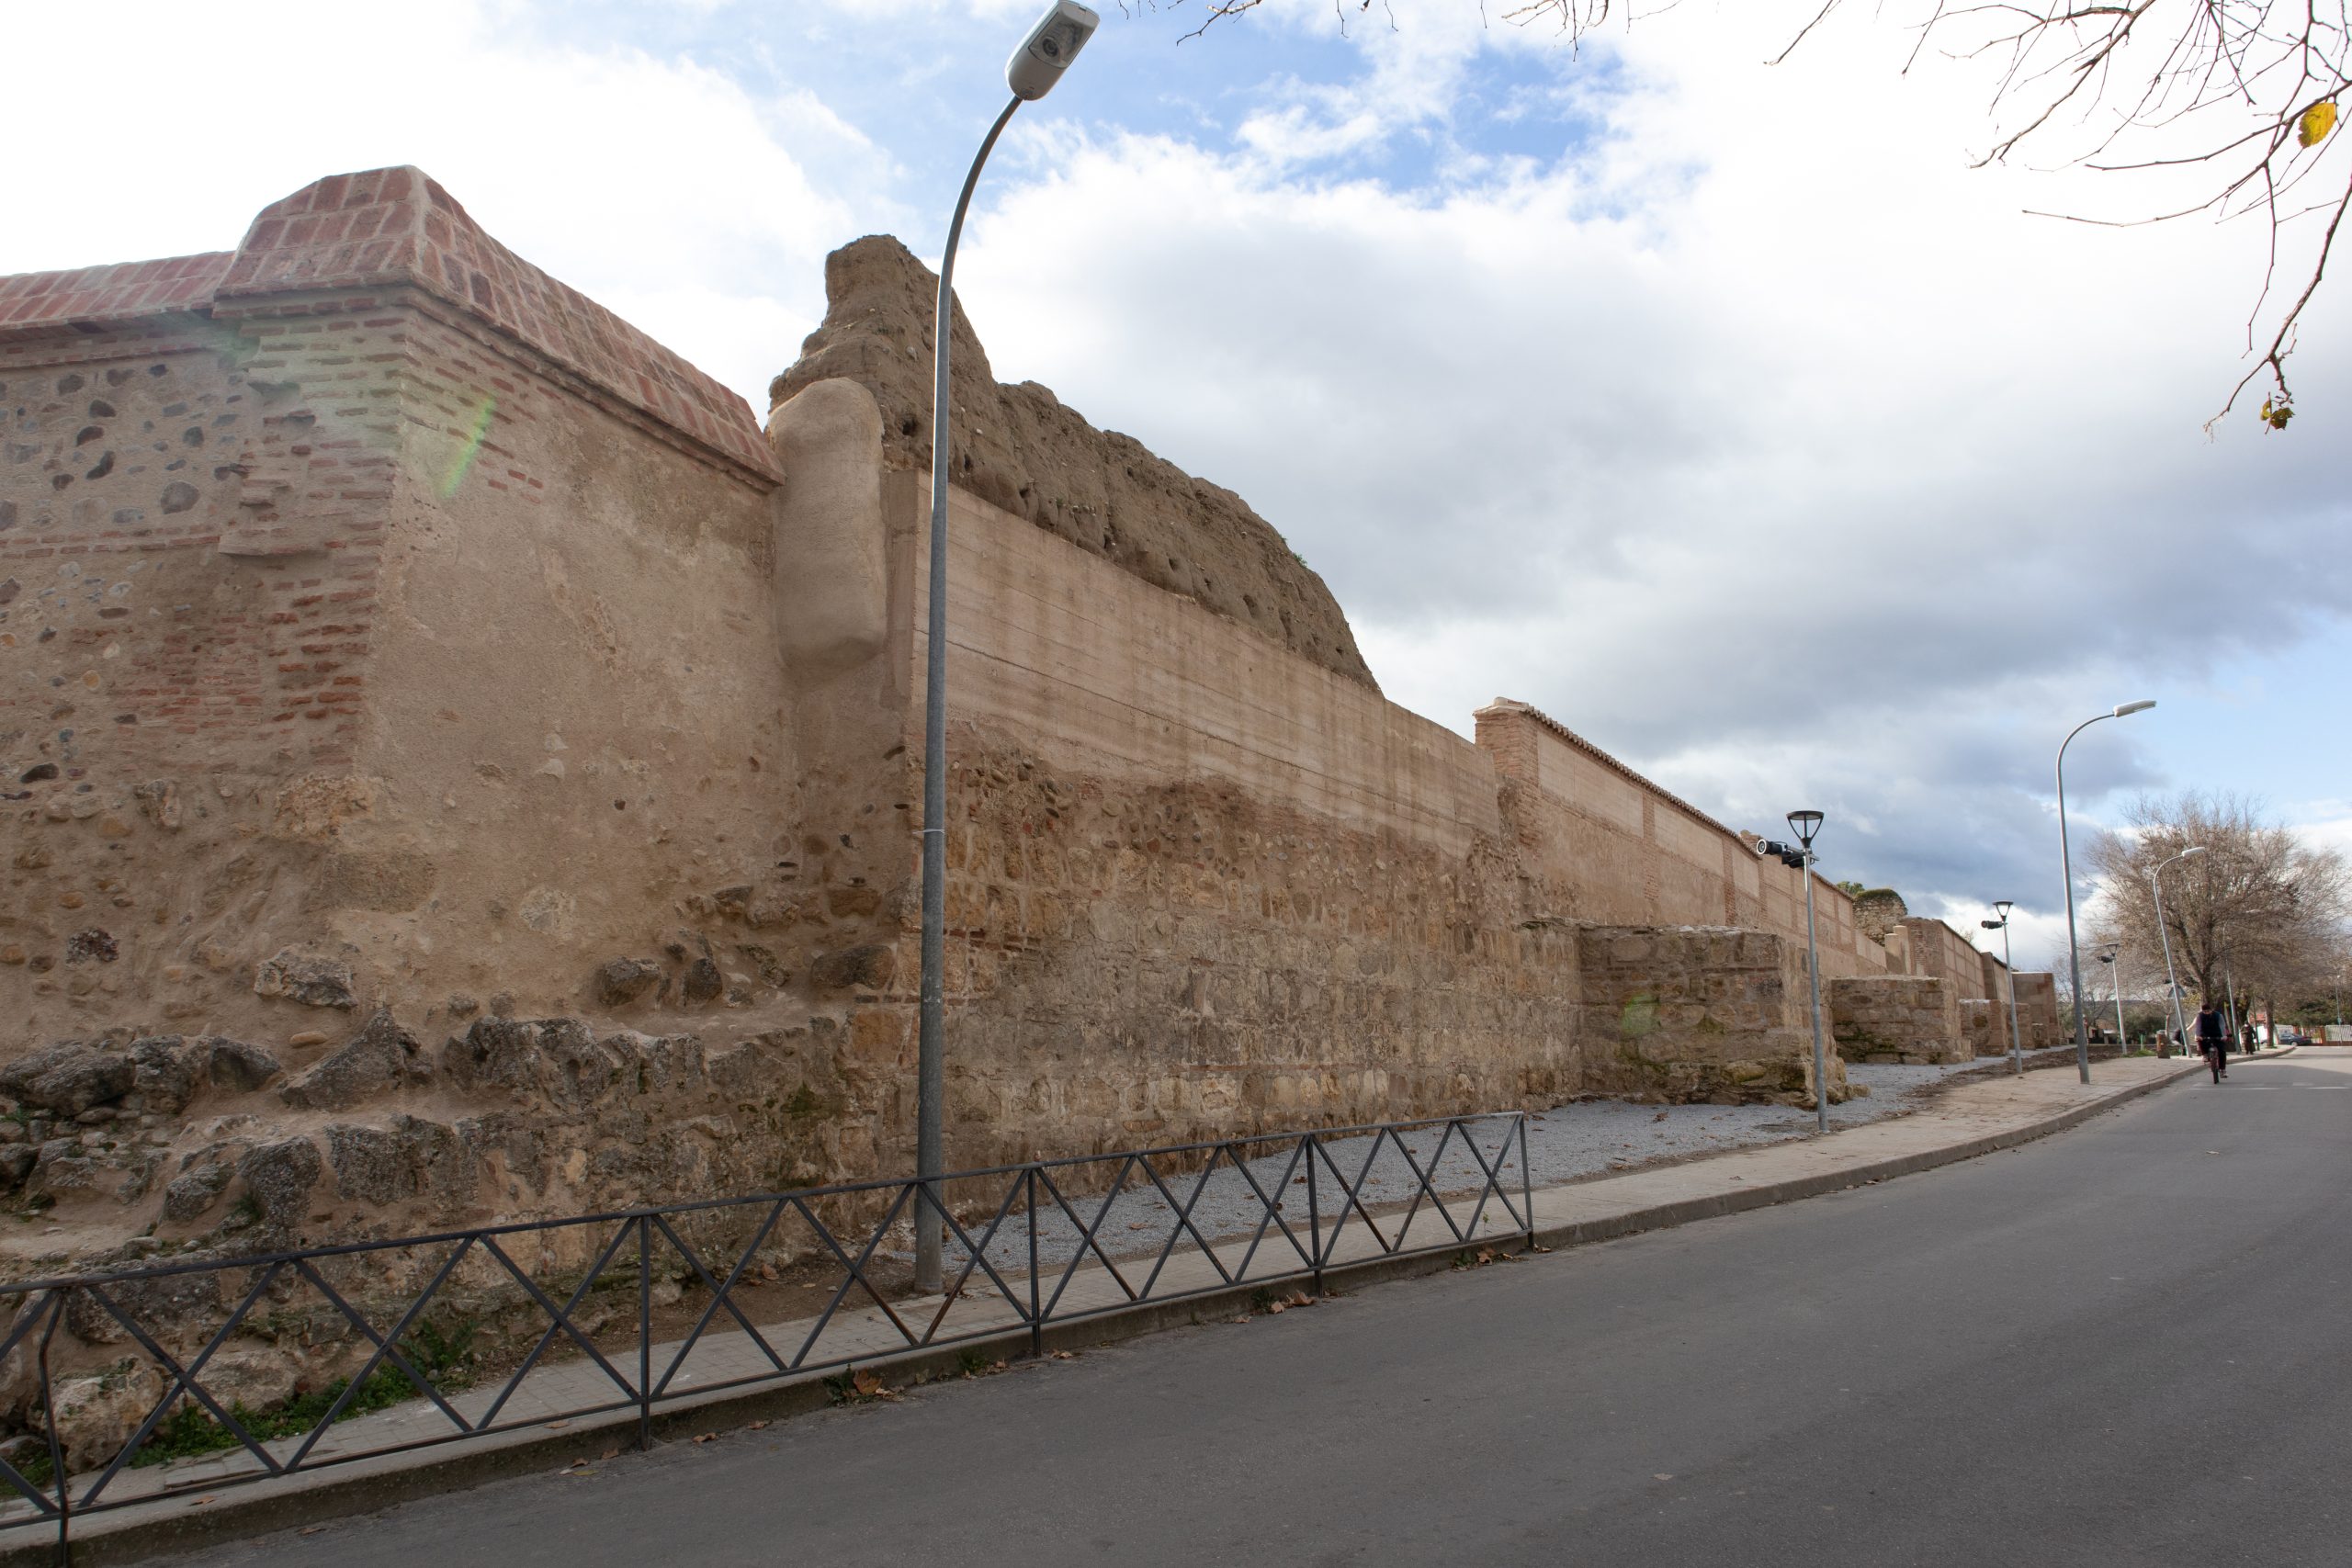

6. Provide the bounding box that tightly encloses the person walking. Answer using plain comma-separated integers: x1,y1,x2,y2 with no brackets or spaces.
2195,999,2229,1082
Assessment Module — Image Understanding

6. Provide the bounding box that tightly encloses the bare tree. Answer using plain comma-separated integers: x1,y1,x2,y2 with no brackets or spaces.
1166,1,2349,427
2088,792,2350,1012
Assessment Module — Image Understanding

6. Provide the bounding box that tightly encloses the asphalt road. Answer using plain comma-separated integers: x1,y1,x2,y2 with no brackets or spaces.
183,1050,2352,1568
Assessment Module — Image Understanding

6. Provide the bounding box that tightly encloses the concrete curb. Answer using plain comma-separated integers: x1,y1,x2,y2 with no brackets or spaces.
6,1048,2290,1565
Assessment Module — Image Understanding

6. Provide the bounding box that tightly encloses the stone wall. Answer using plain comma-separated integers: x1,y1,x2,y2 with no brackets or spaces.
1828,975,1967,1066
1476,701,1887,980
2013,972,2062,1049
0,167,2011,1286
1577,926,1840,1103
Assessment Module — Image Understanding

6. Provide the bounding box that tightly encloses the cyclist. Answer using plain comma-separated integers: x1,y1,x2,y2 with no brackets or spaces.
2194,999,2228,1082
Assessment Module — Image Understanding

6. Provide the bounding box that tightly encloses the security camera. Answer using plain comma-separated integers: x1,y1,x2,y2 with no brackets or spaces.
1008,1,1100,101
1980,919,2003,930
1757,840,1791,860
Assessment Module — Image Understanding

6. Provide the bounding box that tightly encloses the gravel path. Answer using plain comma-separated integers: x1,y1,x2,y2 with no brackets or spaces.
890,1048,2080,1278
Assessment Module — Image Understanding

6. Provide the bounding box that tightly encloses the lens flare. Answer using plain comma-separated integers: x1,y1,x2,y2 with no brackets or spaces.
439,395,496,499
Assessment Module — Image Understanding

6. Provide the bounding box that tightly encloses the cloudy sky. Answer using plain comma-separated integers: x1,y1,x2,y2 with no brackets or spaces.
12,0,2346,967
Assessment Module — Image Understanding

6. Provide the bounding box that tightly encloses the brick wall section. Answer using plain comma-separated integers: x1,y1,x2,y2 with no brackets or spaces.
1,166,785,1045
0,254,233,333
216,167,777,484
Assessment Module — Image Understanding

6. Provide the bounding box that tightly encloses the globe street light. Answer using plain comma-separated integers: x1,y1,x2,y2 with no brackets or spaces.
915,0,1100,1295
1788,810,1829,1134
2056,700,2155,1084
2150,844,2205,1056
1980,901,2022,1076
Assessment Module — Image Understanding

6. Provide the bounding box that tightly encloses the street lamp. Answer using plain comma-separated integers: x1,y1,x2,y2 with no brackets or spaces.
914,0,1100,1295
1980,901,2022,1076
1788,810,1830,1134
2096,944,2128,1055
2150,844,2205,1057
2056,700,2155,1085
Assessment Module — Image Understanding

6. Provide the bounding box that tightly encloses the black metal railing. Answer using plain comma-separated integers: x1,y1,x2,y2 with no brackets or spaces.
0,1110,1530,1555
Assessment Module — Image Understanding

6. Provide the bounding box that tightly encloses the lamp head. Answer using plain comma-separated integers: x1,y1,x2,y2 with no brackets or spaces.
2181,845,2208,859
1786,808,1824,847
1007,0,1099,100
1993,899,2014,919
2113,700,2156,717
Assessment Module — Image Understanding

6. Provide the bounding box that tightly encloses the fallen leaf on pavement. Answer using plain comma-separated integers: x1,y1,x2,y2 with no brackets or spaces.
694,1432,718,1444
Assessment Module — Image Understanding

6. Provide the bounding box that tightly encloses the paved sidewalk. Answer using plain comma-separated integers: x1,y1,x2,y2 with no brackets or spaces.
1524,1049,2264,1246
0,1047,2272,1564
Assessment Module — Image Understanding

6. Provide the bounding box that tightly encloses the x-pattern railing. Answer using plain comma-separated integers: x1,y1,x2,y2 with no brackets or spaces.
0,1111,1530,1555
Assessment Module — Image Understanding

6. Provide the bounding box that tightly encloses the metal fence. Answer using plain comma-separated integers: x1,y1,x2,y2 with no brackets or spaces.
0,1110,1530,1556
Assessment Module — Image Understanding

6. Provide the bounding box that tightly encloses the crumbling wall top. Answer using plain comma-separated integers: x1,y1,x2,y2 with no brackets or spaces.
770,235,1376,689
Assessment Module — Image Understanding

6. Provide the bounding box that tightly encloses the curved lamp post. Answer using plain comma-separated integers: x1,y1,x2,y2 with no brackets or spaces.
915,0,1100,1294
1980,901,2022,1075
2056,700,2155,1085
2150,844,2205,1056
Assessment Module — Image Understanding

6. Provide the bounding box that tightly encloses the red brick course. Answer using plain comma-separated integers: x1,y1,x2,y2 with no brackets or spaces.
0,166,778,485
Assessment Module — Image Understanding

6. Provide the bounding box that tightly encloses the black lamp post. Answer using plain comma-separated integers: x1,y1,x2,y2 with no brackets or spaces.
1980,900,2021,1075
2096,944,2127,1054
1787,810,1828,1134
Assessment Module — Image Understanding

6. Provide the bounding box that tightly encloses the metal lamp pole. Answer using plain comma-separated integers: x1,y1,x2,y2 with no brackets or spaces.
914,0,1100,1295
1789,810,1829,1134
2150,845,2204,1058
2098,949,2128,1053
1984,902,2021,1075
2056,700,2155,1085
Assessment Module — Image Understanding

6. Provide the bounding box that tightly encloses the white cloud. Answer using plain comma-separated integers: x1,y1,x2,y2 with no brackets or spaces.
0,0,859,413
948,0,2349,918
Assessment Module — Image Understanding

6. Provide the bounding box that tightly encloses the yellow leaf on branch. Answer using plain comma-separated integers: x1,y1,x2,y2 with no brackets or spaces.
2299,102,2337,149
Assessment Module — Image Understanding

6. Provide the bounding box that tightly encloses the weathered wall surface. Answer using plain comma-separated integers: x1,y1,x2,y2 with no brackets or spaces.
770,236,1374,690
1577,925,1837,1102
2013,972,2062,1050
1829,975,1966,1065
0,168,795,1058
871,478,1586,1165
1476,702,1886,980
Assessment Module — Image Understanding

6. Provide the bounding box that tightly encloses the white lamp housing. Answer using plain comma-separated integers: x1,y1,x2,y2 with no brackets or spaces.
1008,1,1099,100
